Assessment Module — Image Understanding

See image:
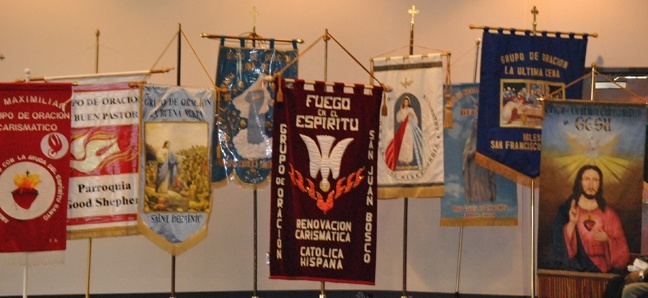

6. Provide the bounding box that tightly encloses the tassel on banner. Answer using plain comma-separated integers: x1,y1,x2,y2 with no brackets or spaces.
381,86,388,116
444,102,454,129
443,54,454,128
275,74,284,103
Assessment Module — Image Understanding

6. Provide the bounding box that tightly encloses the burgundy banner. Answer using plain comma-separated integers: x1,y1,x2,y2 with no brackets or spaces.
270,79,382,285
0,83,72,258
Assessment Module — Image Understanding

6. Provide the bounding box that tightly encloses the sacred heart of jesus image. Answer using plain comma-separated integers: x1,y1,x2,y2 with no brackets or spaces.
11,170,41,209
0,161,56,220
288,134,365,214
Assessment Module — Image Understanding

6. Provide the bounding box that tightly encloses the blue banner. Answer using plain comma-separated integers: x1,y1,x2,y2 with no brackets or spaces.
212,43,298,187
440,83,517,226
476,30,588,186
140,85,214,256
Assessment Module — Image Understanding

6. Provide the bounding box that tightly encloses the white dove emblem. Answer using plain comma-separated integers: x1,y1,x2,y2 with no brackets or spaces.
299,134,354,192
70,134,120,172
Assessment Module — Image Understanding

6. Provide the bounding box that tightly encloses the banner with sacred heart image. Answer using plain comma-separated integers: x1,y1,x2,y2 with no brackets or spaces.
270,79,382,284
140,84,214,256
212,40,298,188
538,100,645,273
371,53,445,199
476,29,588,187
0,83,72,266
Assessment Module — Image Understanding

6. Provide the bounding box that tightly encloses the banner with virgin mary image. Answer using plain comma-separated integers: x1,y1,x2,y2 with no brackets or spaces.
371,53,445,199
270,79,382,284
476,29,588,187
212,39,298,187
538,100,645,273
440,83,518,226
0,82,72,265
140,84,214,256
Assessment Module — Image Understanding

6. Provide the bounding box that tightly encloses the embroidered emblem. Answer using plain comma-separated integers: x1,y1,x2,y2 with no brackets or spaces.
287,134,365,214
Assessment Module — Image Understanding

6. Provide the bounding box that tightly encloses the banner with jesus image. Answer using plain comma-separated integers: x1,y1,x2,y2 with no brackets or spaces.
538,100,645,273
371,54,445,199
476,30,588,186
140,84,214,256
270,79,382,284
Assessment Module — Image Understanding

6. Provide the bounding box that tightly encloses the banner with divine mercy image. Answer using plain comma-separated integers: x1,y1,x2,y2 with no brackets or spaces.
270,79,382,284
0,83,72,265
371,54,445,199
67,82,140,239
538,100,645,273
476,30,588,187
212,42,298,188
140,84,214,256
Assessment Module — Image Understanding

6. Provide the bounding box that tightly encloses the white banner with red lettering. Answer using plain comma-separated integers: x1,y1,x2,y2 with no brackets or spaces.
67,82,140,239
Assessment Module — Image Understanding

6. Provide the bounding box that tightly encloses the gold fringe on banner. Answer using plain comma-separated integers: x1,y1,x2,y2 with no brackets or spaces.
475,152,539,188
68,226,140,240
537,269,616,298
378,185,444,200
440,217,518,227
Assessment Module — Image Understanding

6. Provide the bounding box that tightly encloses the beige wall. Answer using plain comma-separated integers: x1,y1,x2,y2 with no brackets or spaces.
0,0,647,296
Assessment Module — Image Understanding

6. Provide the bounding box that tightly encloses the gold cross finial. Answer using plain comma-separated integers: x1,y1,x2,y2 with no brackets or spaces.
251,6,259,28
531,6,539,33
408,4,419,24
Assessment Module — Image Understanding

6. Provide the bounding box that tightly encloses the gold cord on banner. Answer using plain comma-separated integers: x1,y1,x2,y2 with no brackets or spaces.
178,28,217,89
327,32,384,87
369,4,453,121
370,53,453,122
149,31,178,72
272,33,326,103
541,64,647,103
272,30,387,103
373,44,451,59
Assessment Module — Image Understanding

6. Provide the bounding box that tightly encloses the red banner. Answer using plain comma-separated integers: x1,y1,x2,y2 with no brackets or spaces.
0,83,72,263
270,79,382,285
